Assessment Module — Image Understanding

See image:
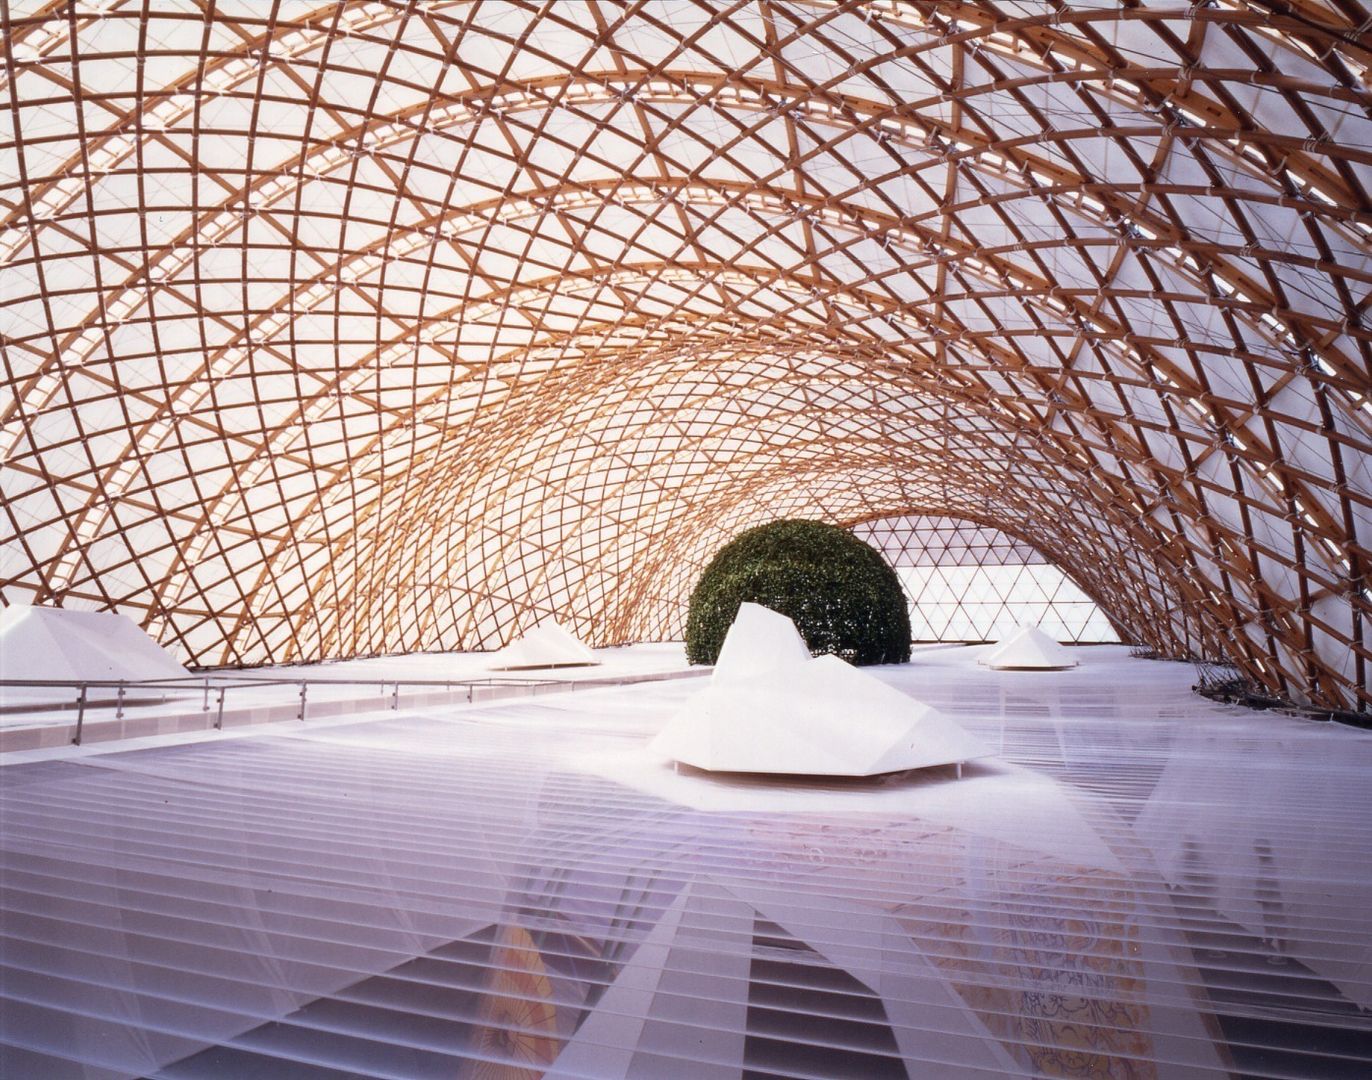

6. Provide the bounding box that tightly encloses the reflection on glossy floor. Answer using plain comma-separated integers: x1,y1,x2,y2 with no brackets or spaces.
1,645,1369,1078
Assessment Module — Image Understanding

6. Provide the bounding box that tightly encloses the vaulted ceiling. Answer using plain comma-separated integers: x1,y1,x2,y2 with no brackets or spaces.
2,0,1369,711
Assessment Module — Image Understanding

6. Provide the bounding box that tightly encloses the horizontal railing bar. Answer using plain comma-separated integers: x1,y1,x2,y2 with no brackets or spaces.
0,675,563,690
0,667,707,750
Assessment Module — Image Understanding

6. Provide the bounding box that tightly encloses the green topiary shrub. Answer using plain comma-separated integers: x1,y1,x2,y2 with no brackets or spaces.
685,519,912,666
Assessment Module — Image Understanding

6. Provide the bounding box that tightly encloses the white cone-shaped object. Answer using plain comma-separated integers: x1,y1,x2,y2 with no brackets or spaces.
487,619,600,670
652,603,987,776
0,605,189,686
979,624,1078,670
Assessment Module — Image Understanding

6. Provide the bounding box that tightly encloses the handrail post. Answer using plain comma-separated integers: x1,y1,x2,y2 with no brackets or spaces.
392,681,400,710
202,677,210,712
215,686,226,730
115,683,126,720
298,680,307,721
72,685,87,745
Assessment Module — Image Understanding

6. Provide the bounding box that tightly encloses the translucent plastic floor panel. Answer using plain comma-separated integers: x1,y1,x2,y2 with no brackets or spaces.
1,646,1369,1078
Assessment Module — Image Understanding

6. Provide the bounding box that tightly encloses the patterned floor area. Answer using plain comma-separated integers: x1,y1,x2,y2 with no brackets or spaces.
2,645,1369,1078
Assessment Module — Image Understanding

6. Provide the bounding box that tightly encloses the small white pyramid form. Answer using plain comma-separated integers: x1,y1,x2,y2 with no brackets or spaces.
0,605,189,685
652,603,987,776
979,623,1078,670
487,619,600,670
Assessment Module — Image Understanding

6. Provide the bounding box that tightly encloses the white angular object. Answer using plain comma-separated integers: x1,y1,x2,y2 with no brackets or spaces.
0,605,189,685
652,603,987,776
487,619,600,670
711,601,811,682
979,624,1078,670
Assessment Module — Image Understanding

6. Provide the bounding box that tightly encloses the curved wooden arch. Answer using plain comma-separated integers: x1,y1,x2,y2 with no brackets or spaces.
1,0,1368,709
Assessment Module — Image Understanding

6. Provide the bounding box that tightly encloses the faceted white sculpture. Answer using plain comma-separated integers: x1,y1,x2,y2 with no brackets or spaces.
711,601,811,681
979,624,1078,670
0,605,189,686
652,603,987,776
487,619,600,670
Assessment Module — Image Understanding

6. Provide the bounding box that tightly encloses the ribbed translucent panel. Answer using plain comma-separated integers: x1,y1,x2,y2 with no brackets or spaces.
2,648,1369,1077
854,516,1119,643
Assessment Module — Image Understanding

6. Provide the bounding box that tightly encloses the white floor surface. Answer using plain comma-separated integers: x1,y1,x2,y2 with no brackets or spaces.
2,644,1369,1078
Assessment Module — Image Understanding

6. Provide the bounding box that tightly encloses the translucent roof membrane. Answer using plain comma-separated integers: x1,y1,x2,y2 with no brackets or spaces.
0,0,1368,710
853,514,1120,643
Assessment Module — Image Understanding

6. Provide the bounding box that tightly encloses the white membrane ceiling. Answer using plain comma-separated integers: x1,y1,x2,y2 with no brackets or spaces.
0,1,1369,712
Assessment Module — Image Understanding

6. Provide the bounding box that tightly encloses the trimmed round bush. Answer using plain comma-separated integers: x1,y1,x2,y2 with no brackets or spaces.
685,519,911,666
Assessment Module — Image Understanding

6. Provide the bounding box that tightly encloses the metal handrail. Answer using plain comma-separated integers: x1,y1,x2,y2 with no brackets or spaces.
0,672,570,745
0,673,559,689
